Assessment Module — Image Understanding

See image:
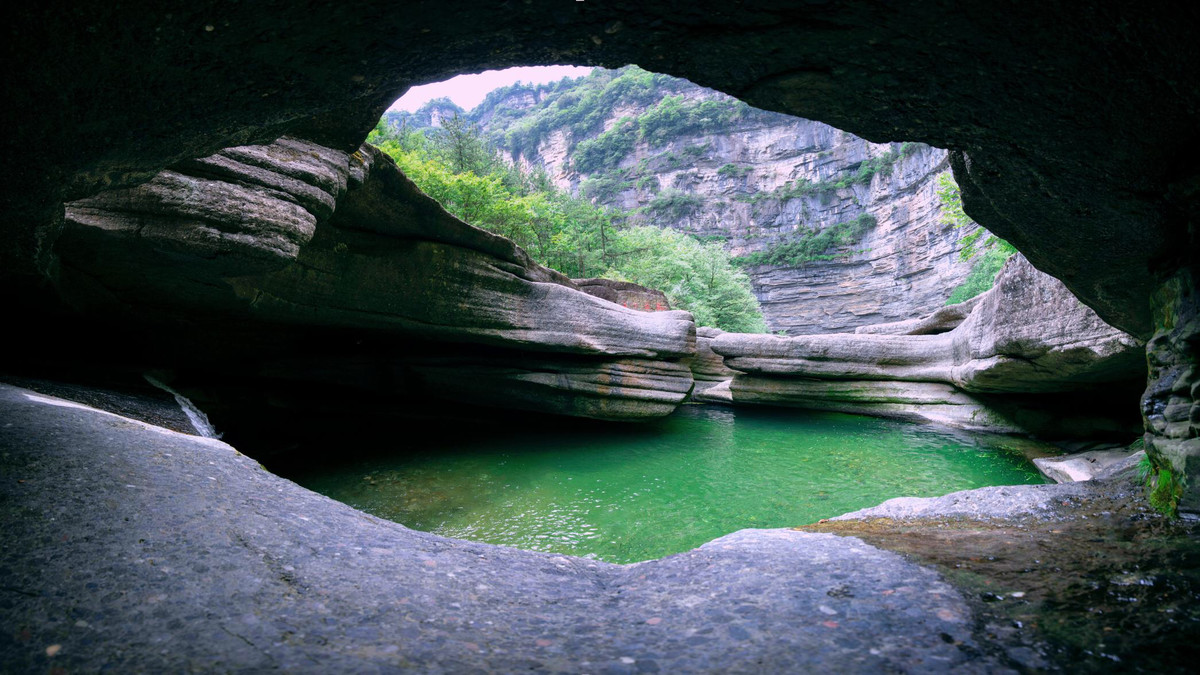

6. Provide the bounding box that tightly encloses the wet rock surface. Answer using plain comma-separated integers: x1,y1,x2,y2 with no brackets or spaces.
808,475,1200,672
2,382,1008,673
684,327,739,398
1142,266,1200,513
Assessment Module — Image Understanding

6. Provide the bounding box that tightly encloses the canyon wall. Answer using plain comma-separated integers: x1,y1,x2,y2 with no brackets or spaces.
395,70,981,334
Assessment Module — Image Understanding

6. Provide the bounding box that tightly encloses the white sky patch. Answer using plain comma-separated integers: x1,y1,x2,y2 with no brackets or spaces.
388,65,594,113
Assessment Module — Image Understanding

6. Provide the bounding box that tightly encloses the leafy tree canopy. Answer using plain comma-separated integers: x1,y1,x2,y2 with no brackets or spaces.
367,118,765,332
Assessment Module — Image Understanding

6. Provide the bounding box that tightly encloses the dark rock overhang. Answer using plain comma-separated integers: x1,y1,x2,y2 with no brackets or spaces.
4,1,1200,338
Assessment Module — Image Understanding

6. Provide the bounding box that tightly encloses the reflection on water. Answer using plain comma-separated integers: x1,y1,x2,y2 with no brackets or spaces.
290,406,1048,563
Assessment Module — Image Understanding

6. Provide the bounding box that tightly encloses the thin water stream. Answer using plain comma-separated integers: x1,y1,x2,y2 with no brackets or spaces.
289,405,1049,563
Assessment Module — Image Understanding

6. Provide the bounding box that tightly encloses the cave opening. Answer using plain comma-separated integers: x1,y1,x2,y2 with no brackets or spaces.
4,4,1200,670
185,63,1138,562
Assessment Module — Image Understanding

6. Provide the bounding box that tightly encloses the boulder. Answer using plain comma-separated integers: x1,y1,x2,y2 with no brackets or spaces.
1034,449,1145,484
573,278,672,312
855,295,981,336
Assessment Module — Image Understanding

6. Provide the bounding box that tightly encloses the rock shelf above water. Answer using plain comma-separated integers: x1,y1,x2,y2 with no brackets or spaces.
55,139,697,422
709,255,1146,435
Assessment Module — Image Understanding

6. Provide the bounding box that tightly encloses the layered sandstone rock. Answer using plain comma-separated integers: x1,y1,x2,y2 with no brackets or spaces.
55,139,696,422
572,278,672,312
712,255,1145,435
465,81,977,336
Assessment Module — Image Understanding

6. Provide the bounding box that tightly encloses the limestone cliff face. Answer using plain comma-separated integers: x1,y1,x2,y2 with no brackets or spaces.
444,70,980,334
56,138,696,424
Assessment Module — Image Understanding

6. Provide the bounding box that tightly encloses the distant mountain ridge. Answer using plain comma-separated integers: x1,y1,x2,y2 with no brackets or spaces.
386,66,983,335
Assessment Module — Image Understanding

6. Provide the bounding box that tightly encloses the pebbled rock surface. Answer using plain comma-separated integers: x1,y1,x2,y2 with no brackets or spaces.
55,141,696,421
0,382,1005,673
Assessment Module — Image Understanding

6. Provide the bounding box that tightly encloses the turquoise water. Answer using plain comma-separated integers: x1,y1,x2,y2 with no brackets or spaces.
291,406,1048,563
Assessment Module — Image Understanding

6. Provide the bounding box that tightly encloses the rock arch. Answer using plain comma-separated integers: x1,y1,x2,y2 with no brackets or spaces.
3,1,1198,502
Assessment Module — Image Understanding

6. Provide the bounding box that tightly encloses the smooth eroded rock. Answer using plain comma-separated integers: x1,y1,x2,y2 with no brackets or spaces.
55,140,696,421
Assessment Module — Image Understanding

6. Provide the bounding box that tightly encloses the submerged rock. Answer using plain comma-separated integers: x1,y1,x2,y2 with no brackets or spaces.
712,255,1145,434
55,140,696,422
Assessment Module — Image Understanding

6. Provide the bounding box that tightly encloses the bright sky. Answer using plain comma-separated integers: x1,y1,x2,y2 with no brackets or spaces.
388,65,594,113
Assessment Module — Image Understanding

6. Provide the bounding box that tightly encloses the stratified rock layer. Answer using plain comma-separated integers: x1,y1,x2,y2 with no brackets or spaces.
56,139,696,422
462,79,976,335
685,327,740,399
712,255,1145,435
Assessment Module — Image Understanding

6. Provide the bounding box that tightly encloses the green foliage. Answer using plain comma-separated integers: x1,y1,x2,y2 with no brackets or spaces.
572,118,638,173
488,66,679,160
734,214,877,267
370,117,764,332
580,170,632,202
938,171,1018,304
429,113,504,176
717,163,752,179
647,189,703,220
636,175,661,193
835,151,900,188
638,95,751,146
605,226,766,333
734,149,904,206
945,246,1011,305
1140,452,1184,518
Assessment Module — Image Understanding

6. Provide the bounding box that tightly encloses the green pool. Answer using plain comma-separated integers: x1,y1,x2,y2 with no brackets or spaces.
289,406,1049,563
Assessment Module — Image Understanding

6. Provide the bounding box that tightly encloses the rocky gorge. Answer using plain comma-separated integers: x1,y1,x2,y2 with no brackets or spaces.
399,69,981,335
3,1,1200,671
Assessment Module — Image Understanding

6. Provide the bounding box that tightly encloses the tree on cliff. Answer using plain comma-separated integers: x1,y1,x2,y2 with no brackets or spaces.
367,118,765,332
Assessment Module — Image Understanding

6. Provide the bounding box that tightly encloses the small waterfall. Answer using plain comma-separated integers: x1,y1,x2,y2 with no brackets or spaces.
144,374,221,439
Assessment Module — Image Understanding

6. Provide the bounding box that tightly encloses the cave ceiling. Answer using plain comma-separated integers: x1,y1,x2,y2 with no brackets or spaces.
4,0,1199,338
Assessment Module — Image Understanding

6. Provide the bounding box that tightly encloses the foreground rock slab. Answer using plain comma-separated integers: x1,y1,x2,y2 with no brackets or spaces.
0,382,1012,672
808,472,1200,671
